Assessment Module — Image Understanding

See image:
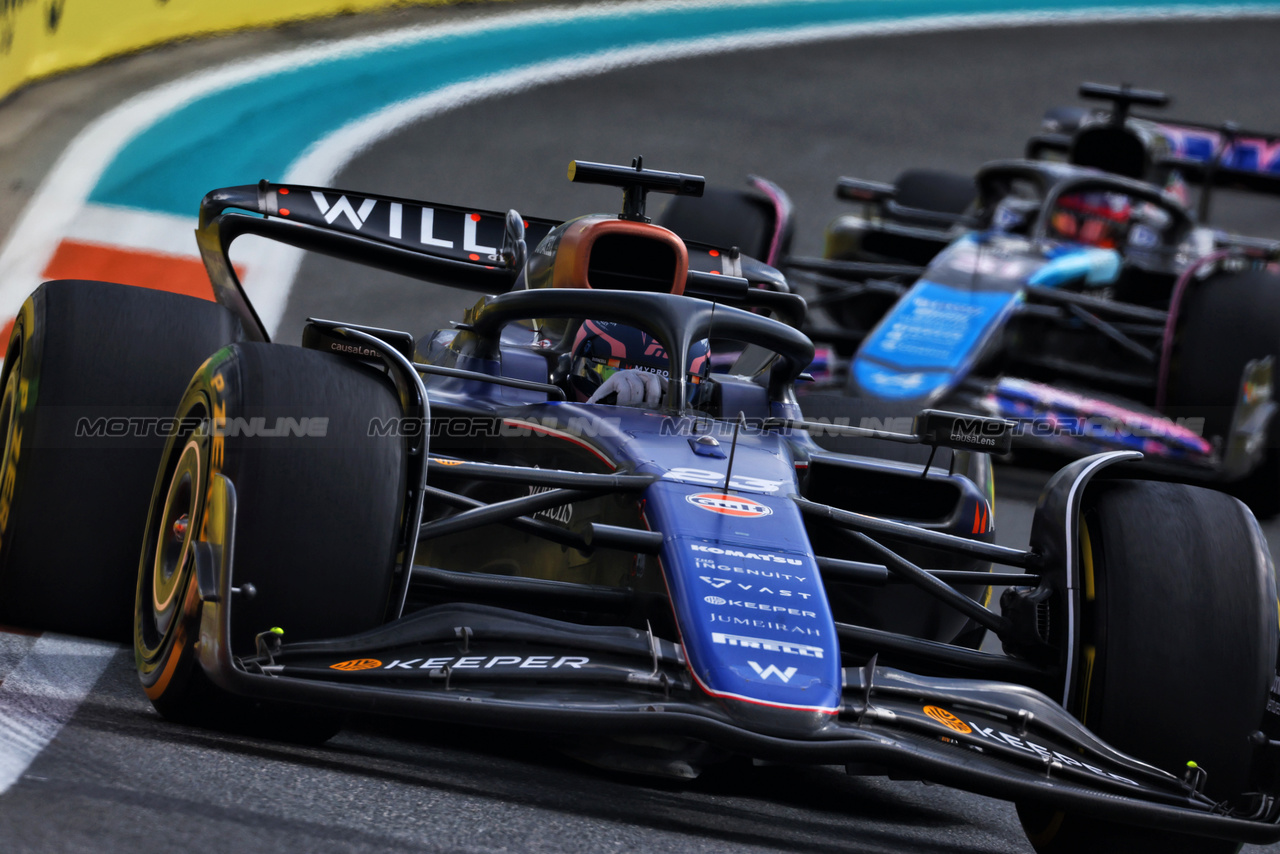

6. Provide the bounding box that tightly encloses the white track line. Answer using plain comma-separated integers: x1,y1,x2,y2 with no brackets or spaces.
0,634,116,795
66,204,202,258
0,1,609,324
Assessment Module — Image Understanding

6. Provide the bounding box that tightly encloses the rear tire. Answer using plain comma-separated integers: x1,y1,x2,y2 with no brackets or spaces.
1166,268,1280,518
0,281,240,640
134,343,408,742
1017,480,1277,854
889,169,976,223
656,186,783,263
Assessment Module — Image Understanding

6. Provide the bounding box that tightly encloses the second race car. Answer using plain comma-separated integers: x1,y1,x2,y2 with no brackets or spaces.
665,84,1280,517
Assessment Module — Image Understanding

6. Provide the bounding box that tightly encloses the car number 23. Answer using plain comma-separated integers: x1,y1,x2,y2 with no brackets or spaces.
664,467,782,493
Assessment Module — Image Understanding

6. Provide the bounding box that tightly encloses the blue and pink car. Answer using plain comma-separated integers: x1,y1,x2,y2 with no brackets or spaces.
784,84,1280,517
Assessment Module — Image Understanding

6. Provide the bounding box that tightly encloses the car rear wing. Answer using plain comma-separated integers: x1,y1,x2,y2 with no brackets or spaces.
196,178,802,342
1026,83,1280,214
196,181,560,340
832,176,977,230
1150,120,1280,196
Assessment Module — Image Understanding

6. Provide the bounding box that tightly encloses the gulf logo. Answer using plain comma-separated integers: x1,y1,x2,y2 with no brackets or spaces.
685,492,773,518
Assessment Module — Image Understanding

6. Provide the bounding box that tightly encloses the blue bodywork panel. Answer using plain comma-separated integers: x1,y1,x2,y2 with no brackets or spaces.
643,483,841,725
423,389,845,724
854,280,1019,402
1030,245,1121,287
852,234,1120,403
611,411,841,724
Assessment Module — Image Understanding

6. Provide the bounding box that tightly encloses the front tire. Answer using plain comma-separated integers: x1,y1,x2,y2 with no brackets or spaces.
1018,480,1278,854
134,342,408,740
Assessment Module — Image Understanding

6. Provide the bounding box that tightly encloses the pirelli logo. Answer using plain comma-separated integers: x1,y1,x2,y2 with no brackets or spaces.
711,632,824,658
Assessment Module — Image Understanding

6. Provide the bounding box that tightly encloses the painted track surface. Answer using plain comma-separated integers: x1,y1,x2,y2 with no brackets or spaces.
5,12,1280,854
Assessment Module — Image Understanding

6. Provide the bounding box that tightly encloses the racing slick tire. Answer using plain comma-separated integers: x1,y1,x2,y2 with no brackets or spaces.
0,280,241,640
1017,479,1278,854
1166,268,1280,518
134,342,407,743
656,185,784,264
888,169,976,224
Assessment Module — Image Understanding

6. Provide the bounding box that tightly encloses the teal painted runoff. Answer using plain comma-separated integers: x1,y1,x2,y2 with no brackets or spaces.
90,0,1280,215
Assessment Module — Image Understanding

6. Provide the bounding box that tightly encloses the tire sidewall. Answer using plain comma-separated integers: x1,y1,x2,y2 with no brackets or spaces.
0,291,45,576
134,354,228,706
135,340,407,711
1168,269,1280,515
1020,480,1273,853
0,281,243,639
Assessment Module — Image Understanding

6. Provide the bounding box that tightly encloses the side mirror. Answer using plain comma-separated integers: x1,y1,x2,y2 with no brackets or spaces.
835,177,896,205
914,409,1015,455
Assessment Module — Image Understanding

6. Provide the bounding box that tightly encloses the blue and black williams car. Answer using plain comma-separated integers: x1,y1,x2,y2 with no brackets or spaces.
0,159,1278,854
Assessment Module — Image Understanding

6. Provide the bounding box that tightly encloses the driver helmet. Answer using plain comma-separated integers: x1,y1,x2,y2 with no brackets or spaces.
1048,191,1132,249
991,196,1040,235
569,319,710,404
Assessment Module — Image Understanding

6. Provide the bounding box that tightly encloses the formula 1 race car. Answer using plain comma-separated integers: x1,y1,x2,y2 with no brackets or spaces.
0,159,1278,853
681,84,1280,517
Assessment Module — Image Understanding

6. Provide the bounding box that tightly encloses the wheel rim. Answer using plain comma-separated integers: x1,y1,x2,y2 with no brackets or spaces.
137,400,209,665
151,439,200,637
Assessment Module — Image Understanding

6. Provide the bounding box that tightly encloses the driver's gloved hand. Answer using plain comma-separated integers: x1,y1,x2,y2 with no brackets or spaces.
586,369,666,408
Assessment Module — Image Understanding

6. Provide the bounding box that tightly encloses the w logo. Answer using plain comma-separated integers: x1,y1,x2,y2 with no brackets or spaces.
747,661,798,683
311,192,377,229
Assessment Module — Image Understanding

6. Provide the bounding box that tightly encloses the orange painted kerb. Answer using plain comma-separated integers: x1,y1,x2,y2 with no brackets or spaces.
42,241,220,302
0,240,248,347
